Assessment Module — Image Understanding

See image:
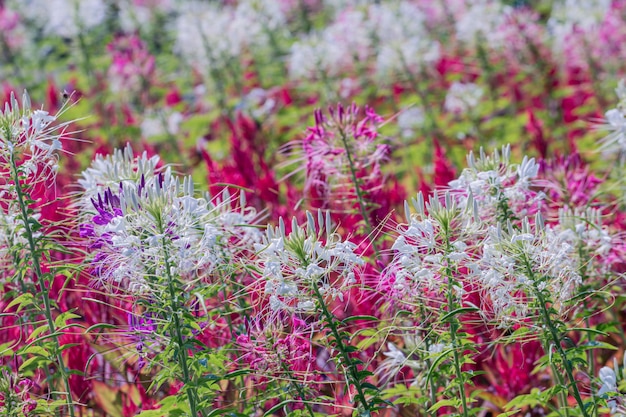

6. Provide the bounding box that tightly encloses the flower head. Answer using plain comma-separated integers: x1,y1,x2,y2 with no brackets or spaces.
256,210,364,314
79,149,261,295
284,103,390,209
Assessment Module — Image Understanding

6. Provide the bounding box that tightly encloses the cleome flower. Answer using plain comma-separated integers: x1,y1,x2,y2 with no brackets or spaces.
597,79,626,157
282,102,390,208
471,215,582,326
0,90,70,185
447,145,543,225
0,368,38,417
0,90,73,283
255,210,364,314
596,356,626,416
387,190,481,307
78,151,261,295
76,143,162,214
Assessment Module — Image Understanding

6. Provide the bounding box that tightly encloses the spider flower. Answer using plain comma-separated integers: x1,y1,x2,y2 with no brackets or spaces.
79,156,261,294
596,356,626,416
256,211,364,314
0,369,37,417
0,90,69,185
472,215,582,326
76,143,161,214
447,145,543,225
387,190,481,307
0,91,73,281
284,103,390,209
598,79,626,156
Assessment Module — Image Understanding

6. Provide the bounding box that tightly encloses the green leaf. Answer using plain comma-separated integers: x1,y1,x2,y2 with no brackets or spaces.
428,398,459,413
5,293,34,312
361,382,379,392
439,307,479,323
342,315,379,324
425,348,454,385
578,341,618,351
263,400,293,416
19,355,48,372
27,324,50,343
570,327,609,337
84,323,118,334
21,345,49,357
0,341,15,357
54,311,81,328
223,369,251,379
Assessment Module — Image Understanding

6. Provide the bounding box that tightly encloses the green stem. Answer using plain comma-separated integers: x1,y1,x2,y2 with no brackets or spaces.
541,339,568,417
279,361,316,417
312,284,371,413
161,237,206,417
420,307,438,417
444,256,469,416
530,277,589,417
337,128,380,258
447,294,469,417
10,156,75,417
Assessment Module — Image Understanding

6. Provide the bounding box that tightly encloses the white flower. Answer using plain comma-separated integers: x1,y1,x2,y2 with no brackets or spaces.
387,191,480,303
369,1,439,79
175,0,287,73
597,80,626,155
444,82,484,115
397,107,425,139
257,211,364,313
288,9,371,80
474,218,582,326
13,0,107,38
455,0,512,49
77,143,161,213
79,153,261,294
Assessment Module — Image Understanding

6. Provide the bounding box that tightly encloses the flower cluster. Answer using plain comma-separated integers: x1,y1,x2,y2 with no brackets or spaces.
0,370,37,417
473,217,582,325
79,146,261,294
256,211,364,314
286,103,390,210
389,191,479,306
448,145,543,224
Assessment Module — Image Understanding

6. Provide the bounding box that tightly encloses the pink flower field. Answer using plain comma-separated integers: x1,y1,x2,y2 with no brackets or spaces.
2,0,626,416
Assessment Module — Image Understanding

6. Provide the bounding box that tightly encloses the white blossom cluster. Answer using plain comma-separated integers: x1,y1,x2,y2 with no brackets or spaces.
116,0,176,34
472,217,582,325
140,110,183,140
77,143,162,213
597,357,626,416
0,92,70,280
376,339,425,385
390,191,479,303
79,149,261,295
288,9,370,80
558,207,613,277
0,211,41,273
9,0,108,38
288,0,439,82
447,145,542,223
174,0,288,72
388,146,606,327
443,82,484,115
369,1,440,80
547,0,612,56
256,211,364,314
0,90,67,181
599,79,626,157
454,0,512,49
